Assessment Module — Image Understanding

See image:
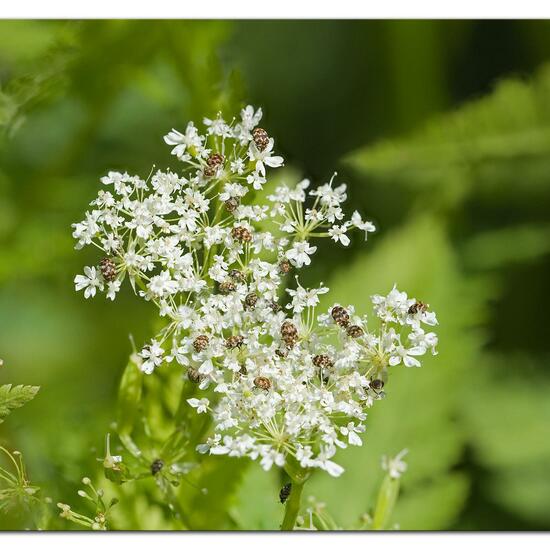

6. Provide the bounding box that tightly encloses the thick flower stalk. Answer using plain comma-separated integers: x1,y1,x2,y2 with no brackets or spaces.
72,105,438,487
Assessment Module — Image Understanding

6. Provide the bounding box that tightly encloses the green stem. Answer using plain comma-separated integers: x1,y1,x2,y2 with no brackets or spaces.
371,475,400,530
281,480,305,531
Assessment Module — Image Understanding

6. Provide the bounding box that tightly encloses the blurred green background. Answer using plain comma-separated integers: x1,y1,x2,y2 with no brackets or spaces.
1,19,550,530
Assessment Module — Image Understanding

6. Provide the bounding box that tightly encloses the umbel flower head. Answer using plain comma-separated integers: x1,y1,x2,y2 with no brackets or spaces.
72,105,438,478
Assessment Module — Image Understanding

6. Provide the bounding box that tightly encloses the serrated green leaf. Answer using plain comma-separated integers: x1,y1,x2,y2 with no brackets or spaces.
0,384,39,423
346,63,550,213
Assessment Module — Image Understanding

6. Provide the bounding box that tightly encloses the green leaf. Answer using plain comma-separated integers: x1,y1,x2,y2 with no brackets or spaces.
180,455,251,530
461,223,550,270
0,384,39,423
372,474,400,530
116,353,143,457
393,473,469,530
463,355,550,470
490,464,550,525
347,63,550,210
461,354,550,524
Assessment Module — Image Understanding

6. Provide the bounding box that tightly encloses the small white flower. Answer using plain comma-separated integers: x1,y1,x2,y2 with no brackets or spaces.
148,271,178,298
381,449,408,479
203,114,232,137
286,241,317,268
248,139,284,177
389,344,425,368
316,447,345,477
187,397,209,414
230,158,246,174
351,211,376,240
328,224,351,246
139,339,164,374
340,422,364,446
74,266,104,299
106,280,121,301
163,122,203,159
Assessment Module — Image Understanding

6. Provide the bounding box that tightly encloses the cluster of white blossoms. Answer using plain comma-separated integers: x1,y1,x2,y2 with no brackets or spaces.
72,106,438,477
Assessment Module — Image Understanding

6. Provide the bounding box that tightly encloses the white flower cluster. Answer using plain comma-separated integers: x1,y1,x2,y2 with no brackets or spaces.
72,106,438,477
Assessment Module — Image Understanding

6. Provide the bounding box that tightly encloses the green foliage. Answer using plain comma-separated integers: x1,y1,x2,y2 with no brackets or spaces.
1,20,550,531
462,354,550,524
116,353,144,458
0,22,75,139
348,64,550,201
347,60,550,529
0,384,39,423
0,446,40,513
